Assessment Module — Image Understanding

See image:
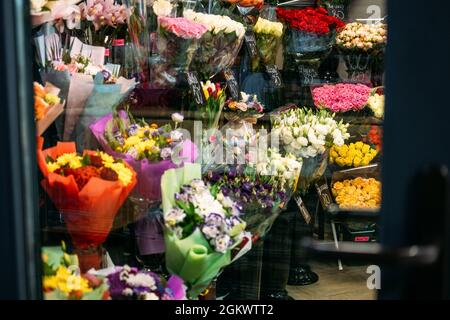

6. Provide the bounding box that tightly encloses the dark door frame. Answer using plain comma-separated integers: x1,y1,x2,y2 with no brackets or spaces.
0,0,41,299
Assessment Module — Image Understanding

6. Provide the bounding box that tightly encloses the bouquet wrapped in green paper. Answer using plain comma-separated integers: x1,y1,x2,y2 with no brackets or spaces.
161,163,251,298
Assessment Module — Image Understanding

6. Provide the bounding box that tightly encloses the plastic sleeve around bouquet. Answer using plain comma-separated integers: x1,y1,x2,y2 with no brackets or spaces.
297,150,329,195
69,77,137,150
252,32,283,72
192,30,244,79
161,163,250,298
90,111,198,202
36,137,137,249
152,17,205,87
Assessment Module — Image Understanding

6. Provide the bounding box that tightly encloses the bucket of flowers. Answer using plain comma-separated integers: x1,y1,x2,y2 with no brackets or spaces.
271,107,350,194
276,6,345,84
336,22,387,83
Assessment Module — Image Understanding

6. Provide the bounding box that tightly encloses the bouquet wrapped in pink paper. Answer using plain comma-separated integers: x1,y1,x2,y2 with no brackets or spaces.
90,110,198,203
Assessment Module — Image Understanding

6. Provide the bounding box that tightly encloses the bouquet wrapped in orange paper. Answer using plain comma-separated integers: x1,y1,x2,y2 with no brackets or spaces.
37,137,137,270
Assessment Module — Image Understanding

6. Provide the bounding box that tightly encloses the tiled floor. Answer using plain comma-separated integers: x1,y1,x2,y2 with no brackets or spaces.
287,260,377,300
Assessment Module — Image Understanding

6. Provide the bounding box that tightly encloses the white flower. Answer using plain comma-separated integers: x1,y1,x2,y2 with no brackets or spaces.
240,92,249,102
126,273,157,290
122,288,134,296
171,112,184,123
305,146,318,158
191,179,205,190
30,0,48,14
153,0,172,17
160,147,173,160
202,225,220,239
170,130,183,142
297,136,309,147
165,207,186,227
333,136,345,146
141,292,159,300
213,234,231,253
84,65,102,76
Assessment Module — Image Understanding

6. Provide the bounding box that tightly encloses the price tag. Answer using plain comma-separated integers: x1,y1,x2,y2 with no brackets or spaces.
298,64,318,85
223,68,240,101
186,71,205,105
295,195,312,224
315,177,333,209
265,65,282,88
244,29,258,59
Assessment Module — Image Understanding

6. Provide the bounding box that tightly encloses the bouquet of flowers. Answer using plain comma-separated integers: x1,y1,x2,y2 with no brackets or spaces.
367,92,385,119
161,163,251,298
152,16,208,87
76,0,129,46
30,0,83,29
277,7,344,54
183,9,246,79
311,83,373,113
105,265,186,300
271,107,349,193
224,92,264,123
336,22,387,80
332,177,381,210
42,243,110,300
34,82,61,120
204,149,302,240
330,141,378,168
90,110,198,203
251,17,284,72
37,137,137,271
199,81,227,129
336,22,387,55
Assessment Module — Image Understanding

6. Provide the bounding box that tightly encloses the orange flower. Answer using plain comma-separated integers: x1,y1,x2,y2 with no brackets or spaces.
151,123,158,129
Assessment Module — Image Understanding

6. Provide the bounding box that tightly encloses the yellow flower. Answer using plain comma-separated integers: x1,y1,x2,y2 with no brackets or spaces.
56,153,82,168
103,162,133,186
47,162,60,172
353,156,362,167
362,144,370,154
124,136,141,148
330,149,339,159
354,141,364,150
99,152,115,164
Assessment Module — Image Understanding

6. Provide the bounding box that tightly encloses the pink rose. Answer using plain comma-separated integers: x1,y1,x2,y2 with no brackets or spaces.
159,17,207,39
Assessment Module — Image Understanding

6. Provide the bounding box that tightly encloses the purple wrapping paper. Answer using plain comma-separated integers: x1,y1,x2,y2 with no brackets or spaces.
135,212,165,255
89,111,198,202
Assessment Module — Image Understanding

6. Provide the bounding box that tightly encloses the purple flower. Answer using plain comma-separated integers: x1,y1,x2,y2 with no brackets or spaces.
160,147,173,160
213,234,232,253
205,213,225,227
114,132,125,145
227,215,243,228
127,124,139,136
202,224,220,239
102,69,111,81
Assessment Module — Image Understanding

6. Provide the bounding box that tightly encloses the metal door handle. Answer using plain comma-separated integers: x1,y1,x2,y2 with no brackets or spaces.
301,238,440,267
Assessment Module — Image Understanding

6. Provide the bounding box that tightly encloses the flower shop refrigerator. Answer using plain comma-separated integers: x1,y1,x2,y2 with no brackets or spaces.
3,0,450,301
